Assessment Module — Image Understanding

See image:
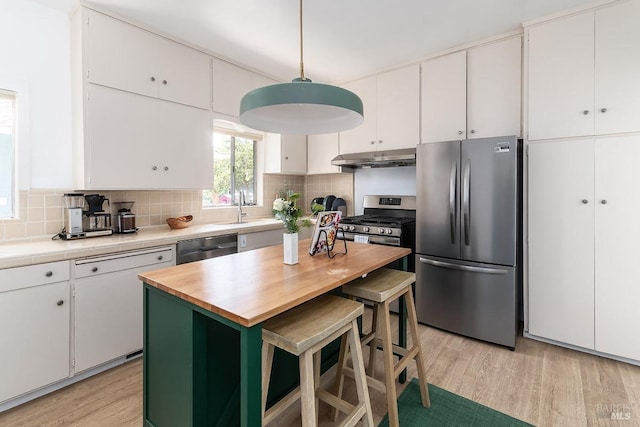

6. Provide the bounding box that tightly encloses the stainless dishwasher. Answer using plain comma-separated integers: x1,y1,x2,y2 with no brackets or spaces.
176,233,238,264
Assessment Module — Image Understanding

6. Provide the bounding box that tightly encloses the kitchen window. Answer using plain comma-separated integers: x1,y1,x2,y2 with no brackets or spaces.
0,90,16,219
203,128,257,207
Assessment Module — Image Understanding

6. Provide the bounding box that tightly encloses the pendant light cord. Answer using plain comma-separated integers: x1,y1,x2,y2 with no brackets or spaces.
299,0,306,81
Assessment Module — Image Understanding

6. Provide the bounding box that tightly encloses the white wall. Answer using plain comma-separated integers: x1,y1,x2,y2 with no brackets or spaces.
353,166,416,214
0,0,72,188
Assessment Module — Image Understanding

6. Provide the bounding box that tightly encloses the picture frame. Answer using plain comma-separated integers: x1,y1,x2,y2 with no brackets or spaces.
308,211,342,256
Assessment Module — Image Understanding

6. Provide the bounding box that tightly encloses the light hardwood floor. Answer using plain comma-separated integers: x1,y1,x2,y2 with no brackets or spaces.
1,309,639,426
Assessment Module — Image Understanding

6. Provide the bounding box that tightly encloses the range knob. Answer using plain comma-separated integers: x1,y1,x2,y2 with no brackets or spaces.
378,228,385,234
349,225,356,232
386,229,393,234
363,226,370,233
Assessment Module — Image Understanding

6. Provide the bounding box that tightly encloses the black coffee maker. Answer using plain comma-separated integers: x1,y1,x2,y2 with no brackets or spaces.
83,194,112,232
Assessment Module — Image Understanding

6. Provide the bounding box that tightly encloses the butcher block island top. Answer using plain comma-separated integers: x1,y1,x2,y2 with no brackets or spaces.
138,239,411,327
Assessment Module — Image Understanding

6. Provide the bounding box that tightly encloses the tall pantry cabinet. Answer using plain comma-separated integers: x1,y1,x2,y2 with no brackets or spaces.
526,0,640,362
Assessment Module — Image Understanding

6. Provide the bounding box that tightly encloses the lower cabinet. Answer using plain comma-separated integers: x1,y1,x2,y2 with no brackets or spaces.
0,262,71,404
238,227,313,252
74,246,175,372
527,135,640,361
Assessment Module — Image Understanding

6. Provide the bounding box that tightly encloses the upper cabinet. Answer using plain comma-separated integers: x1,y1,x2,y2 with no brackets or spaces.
421,36,522,143
211,58,278,118
264,134,307,175
307,133,341,175
527,0,640,140
71,8,213,189
339,64,420,154
85,9,211,110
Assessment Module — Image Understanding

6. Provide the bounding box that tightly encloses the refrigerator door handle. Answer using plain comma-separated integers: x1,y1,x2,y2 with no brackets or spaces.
419,257,508,275
449,162,457,244
463,160,470,246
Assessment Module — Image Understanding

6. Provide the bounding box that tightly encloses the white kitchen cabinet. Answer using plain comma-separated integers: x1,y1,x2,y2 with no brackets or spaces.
467,37,522,139
593,135,640,361
71,7,214,190
81,84,213,190
264,133,307,174
85,8,211,110
421,50,467,143
527,0,640,140
339,77,377,154
528,135,640,361
340,64,419,153
307,133,341,174
238,229,284,252
421,37,521,143
211,58,278,117
0,262,71,403
74,247,174,372
527,139,595,349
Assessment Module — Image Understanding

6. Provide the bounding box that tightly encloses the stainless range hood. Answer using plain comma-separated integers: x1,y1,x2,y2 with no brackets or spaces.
331,148,416,168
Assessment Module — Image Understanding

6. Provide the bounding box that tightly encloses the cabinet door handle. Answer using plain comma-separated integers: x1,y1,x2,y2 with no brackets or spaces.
582,199,588,204
92,266,98,272
162,80,167,85
583,110,590,115
150,76,156,82
457,130,464,135
601,108,608,113
164,166,169,171
157,255,163,261
370,141,375,145
601,199,608,204
378,140,383,144
470,129,476,134
152,165,158,171
45,271,53,277
57,300,64,306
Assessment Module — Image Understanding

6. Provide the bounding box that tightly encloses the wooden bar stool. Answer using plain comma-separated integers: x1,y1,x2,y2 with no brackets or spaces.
261,294,374,427
334,268,430,427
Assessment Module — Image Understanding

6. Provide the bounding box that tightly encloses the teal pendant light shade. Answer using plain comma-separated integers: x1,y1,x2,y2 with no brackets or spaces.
239,78,363,134
239,0,364,135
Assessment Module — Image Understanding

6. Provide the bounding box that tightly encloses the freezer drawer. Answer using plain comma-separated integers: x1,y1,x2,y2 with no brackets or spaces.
415,255,516,348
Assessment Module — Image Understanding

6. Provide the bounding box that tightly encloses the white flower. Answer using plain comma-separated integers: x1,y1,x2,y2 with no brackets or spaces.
273,198,286,211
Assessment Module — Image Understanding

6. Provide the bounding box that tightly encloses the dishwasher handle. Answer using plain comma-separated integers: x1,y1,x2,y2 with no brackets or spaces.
198,242,237,251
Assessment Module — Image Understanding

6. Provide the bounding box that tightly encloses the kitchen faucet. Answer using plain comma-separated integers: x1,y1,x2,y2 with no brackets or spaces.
237,190,247,223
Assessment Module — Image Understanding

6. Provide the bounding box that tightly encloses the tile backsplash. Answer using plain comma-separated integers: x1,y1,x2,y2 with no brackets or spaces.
0,173,354,242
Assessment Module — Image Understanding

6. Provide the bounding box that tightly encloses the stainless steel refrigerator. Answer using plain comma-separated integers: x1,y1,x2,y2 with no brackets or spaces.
415,135,520,349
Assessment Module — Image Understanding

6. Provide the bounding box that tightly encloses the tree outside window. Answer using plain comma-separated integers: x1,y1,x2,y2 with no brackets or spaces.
203,131,256,207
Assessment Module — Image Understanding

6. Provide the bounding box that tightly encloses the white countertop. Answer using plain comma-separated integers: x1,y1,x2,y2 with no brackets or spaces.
0,218,284,269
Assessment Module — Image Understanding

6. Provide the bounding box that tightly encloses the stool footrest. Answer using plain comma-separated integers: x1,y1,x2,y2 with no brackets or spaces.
316,388,355,416
341,366,387,394
263,386,302,425
394,345,420,378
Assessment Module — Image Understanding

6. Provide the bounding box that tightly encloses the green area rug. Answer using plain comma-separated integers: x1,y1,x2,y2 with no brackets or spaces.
378,379,533,426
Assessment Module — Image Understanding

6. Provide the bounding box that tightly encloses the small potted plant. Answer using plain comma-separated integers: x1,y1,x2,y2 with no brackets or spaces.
273,193,310,264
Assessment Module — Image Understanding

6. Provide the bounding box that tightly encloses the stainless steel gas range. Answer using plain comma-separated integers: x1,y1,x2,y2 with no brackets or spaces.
340,195,416,271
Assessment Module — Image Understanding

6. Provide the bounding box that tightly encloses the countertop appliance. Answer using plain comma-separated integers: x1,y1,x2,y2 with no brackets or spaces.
114,201,137,234
59,193,112,240
176,233,238,264
415,135,521,349
340,195,416,272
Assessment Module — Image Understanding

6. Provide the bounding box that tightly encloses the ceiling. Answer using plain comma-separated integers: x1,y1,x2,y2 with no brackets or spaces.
44,0,599,83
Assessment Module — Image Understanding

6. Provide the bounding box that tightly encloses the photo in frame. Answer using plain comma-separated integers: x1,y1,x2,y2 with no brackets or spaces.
308,211,342,256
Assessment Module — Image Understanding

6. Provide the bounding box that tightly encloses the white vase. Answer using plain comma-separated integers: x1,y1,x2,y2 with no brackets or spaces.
283,232,299,265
